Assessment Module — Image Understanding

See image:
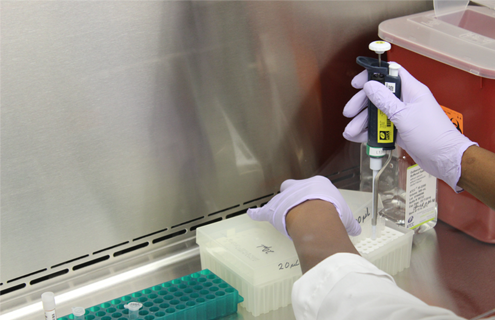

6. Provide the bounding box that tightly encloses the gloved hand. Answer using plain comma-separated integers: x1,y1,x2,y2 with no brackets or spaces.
247,176,361,239
343,67,477,191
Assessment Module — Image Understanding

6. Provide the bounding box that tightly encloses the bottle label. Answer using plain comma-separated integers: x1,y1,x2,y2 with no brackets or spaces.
405,164,437,229
45,310,57,320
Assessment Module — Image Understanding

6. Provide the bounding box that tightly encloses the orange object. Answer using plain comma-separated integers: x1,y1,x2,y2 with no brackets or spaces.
440,105,464,135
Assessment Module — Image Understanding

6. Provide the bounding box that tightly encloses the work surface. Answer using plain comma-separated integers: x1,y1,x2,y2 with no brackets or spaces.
394,221,495,319
2,221,494,320
237,220,495,320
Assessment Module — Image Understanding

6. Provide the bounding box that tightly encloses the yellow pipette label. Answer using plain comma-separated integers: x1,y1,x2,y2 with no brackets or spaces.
377,109,394,143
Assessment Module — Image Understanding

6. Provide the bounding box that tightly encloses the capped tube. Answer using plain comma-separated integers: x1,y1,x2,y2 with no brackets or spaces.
125,302,142,320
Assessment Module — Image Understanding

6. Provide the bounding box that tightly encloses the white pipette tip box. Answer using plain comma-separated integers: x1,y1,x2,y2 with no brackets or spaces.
354,220,413,275
341,189,414,275
196,214,300,316
196,190,413,316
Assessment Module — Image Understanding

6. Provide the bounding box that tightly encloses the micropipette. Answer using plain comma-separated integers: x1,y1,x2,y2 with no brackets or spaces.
356,41,401,239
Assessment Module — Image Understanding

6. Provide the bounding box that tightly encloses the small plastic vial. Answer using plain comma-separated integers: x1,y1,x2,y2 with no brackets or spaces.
125,302,142,320
72,307,85,320
41,292,57,320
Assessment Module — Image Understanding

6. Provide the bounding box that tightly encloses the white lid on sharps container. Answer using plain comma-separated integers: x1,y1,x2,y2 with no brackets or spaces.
433,0,469,17
379,0,495,79
41,292,56,311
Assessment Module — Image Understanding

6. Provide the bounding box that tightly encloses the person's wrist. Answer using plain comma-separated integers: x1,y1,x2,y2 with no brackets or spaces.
285,199,359,273
448,139,478,191
285,200,338,237
458,145,479,189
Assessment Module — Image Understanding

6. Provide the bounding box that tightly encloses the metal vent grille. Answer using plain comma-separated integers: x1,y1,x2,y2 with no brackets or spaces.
0,193,276,299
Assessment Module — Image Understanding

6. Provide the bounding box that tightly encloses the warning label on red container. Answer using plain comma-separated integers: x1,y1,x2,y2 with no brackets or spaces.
441,105,464,134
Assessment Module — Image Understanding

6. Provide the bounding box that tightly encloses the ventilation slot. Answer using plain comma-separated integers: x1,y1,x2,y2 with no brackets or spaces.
30,269,69,285
73,256,110,271
0,283,26,296
330,173,355,184
243,193,274,205
190,218,222,231
327,166,360,189
152,229,187,244
226,208,253,219
113,243,149,257
133,228,168,241
208,204,240,216
51,255,89,268
171,216,204,228
93,242,129,255
7,268,46,283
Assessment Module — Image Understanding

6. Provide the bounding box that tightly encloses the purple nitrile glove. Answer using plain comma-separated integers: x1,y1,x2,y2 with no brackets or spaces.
247,176,361,239
343,67,477,192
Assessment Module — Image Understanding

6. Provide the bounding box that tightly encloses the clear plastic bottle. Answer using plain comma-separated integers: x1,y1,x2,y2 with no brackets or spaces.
360,143,438,233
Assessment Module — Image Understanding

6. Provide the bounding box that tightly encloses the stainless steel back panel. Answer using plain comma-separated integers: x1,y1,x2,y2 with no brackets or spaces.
1,0,432,308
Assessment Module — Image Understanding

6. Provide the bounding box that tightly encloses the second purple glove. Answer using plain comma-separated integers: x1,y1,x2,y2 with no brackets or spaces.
343,67,477,191
247,176,361,239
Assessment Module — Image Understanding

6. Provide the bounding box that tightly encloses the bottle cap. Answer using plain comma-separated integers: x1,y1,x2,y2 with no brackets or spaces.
41,292,56,311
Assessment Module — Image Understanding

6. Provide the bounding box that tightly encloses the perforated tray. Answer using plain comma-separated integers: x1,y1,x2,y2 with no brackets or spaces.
356,221,413,275
57,269,243,320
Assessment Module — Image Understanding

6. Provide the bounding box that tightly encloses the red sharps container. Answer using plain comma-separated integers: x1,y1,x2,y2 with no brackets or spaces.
378,2,495,243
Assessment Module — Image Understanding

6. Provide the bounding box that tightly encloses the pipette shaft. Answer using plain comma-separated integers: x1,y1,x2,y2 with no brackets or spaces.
371,152,392,238
357,41,401,239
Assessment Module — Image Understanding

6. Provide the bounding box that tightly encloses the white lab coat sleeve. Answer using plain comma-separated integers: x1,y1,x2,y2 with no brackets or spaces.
292,253,466,320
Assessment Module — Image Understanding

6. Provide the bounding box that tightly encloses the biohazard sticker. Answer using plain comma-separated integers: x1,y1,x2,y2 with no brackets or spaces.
441,105,463,134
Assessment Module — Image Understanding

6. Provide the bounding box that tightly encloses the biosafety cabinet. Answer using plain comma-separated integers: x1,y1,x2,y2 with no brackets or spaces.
2,1,495,320
1,2,437,320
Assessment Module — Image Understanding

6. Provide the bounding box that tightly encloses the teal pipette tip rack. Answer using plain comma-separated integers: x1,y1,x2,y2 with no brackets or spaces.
57,269,243,320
